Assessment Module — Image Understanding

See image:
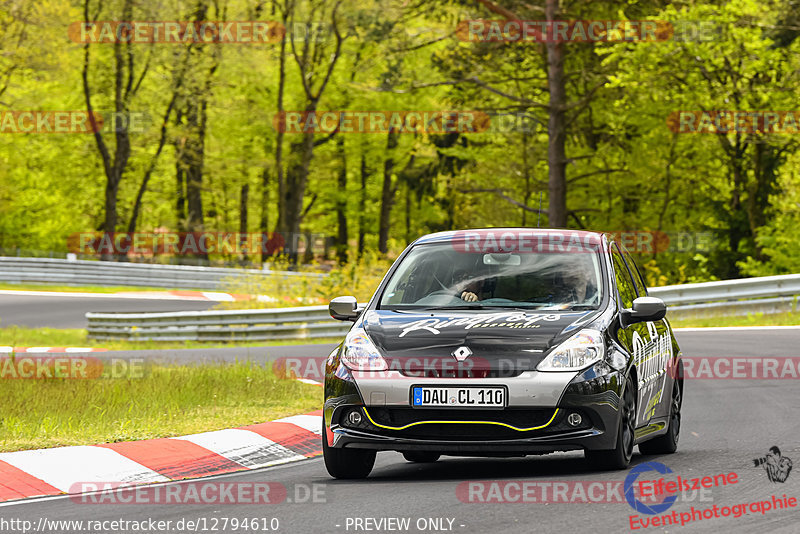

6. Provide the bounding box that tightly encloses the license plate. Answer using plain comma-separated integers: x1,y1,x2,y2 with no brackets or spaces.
411,386,506,407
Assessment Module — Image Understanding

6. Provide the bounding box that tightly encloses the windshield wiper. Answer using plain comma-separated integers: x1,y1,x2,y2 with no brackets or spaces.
425,304,537,311
425,304,493,310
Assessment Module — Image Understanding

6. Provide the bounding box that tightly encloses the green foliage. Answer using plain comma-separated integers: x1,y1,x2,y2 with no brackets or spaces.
221,252,392,307
313,252,393,303
1,0,799,282
0,324,340,349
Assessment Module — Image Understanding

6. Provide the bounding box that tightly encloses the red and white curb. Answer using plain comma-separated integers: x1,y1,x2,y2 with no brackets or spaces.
297,378,323,386
0,289,324,304
0,410,323,503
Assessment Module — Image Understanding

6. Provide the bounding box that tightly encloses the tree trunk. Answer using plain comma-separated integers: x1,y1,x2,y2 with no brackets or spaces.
183,104,205,232
260,167,269,260
175,94,209,263
128,94,179,236
81,0,136,261
176,157,186,231
521,130,531,226
240,183,249,264
103,179,119,246
127,45,192,237
405,180,411,244
264,4,289,263
545,0,567,228
273,0,344,264
358,152,369,258
378,130,399,254
335,136,348,264
276,100,318,261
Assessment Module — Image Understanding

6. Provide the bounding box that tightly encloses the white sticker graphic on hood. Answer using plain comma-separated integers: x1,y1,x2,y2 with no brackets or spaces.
398,312,562,337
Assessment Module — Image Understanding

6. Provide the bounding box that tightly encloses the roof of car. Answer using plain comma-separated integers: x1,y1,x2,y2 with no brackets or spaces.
414,228,605,245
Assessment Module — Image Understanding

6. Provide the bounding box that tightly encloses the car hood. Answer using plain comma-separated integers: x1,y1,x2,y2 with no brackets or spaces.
361,308,600,371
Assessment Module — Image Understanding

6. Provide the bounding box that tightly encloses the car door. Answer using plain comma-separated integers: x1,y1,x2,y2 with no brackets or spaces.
609,243,664,429
622,247,675,423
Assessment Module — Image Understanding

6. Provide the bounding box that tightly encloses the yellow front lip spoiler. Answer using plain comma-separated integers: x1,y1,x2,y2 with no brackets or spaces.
361,408,560,432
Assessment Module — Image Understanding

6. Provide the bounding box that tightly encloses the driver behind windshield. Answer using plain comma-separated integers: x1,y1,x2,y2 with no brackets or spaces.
560,261,598,305
453,268,484,302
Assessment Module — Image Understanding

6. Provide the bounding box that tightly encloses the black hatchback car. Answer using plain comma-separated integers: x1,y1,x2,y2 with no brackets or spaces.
323,229,684,478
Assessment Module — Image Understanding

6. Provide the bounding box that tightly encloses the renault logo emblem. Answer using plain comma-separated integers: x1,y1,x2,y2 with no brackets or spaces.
452,346,472,361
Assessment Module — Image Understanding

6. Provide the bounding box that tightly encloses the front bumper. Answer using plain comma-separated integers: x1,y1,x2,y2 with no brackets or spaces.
324,360,625,455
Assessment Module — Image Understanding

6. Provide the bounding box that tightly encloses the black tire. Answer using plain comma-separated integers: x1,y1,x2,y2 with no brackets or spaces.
638,379,681,455
402,451,440,463
585,374,636,470
322,418,376,479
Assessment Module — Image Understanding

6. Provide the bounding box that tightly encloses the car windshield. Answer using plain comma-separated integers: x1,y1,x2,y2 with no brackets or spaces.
379,240,604,311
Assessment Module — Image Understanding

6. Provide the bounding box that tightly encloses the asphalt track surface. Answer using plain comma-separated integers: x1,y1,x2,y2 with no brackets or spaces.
2,329,800,534
0,293,215,329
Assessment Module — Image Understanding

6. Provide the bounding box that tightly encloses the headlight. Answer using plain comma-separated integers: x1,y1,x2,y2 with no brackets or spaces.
341,329,388,371
537,329,604,371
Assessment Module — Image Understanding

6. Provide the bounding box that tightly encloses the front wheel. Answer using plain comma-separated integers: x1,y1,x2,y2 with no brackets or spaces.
638,379,681,455
585,374,636,470
322,418,376,479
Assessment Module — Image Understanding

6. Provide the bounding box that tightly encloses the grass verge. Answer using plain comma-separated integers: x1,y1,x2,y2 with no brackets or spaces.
0,282,192,294
670,311,800,328
0,361,320,452
0,326,342,350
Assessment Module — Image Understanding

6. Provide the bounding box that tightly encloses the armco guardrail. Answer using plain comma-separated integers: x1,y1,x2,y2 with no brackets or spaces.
0,256,322,290
84,274,800,341
649,274,800,319
87,305,349,341
649,274,800,305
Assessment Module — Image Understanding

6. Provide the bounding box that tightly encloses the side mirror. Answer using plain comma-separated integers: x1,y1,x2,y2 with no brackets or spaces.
621,296,667,326
329,296,361,321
